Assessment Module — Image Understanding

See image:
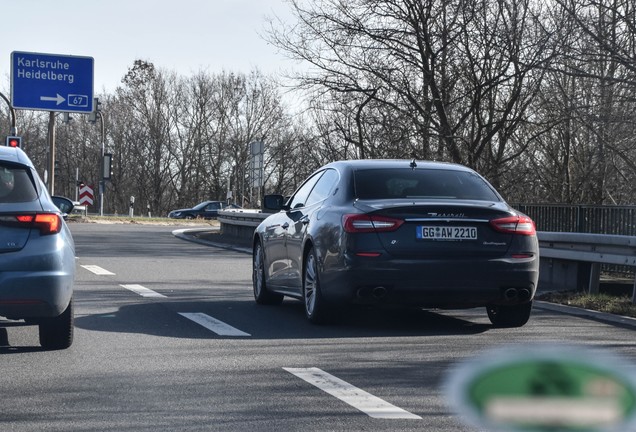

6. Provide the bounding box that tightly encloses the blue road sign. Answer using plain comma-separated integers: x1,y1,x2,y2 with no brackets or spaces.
10,51,94,113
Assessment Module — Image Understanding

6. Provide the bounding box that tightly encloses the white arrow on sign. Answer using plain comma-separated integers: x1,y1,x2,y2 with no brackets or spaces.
40,94,65,105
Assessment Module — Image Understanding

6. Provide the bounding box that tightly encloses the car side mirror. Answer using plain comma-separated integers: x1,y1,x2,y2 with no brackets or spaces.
262,194,286,213
51,196,75,219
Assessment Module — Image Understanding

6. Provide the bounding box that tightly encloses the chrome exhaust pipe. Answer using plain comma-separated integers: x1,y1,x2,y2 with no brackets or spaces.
504,288,518,300
357,287,371,298
372,286,387,299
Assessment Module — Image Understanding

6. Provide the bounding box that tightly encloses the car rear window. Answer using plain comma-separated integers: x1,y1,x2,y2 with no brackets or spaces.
0,163,38,203
354,168,500,201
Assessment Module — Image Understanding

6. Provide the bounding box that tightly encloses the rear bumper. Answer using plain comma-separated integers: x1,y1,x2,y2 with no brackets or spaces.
320,254,539,308
0,270,73,319
0,235,75,320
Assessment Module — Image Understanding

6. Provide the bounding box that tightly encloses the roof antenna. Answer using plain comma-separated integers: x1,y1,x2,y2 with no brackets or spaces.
409,152,417,169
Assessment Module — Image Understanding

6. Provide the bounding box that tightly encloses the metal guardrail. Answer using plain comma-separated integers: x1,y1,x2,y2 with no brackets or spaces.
514,203,636,235
539,232,636,266
538,232,636,302
218,210,636,301
217,209,267,239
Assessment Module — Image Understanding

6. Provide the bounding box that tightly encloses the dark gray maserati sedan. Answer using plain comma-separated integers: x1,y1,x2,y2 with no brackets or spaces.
252,160,539,327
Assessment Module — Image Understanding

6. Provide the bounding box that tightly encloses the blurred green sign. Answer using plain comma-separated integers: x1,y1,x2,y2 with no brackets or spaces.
446,345,636,432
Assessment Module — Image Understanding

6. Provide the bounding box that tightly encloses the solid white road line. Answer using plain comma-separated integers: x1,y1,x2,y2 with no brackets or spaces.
178,312,251,337
120,284,167,298
283,367,422,420
81,265,116,275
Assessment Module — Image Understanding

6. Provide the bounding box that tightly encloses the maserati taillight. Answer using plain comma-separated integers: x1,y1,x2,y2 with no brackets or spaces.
490,215,536,236
343,214,404,233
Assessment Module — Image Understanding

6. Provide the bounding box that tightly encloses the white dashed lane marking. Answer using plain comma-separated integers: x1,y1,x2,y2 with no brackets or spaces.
80,265,250,337
81,265,116,275
284,367,422,420
81,262,415,418
179,312,251,337
120,284,167,298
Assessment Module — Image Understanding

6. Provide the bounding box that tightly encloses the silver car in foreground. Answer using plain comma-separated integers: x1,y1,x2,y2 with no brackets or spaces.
0,146,75,349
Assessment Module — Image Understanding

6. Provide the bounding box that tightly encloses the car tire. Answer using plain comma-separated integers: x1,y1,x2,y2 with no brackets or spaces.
185,215,194,220
303,248,330,324
39,298,74,350
487,301,532,328
253,241,283,305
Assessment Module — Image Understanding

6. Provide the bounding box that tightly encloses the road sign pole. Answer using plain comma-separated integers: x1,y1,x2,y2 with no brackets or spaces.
97,104,105,217
47,111,56,195
0,91,17,134
75,167,79,201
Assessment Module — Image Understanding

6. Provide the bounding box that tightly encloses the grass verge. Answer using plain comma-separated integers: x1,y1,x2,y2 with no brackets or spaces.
67,214,219,226
537,292,636,318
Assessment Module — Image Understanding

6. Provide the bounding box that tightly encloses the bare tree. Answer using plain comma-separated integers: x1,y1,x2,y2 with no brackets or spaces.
112,60,179,214
520,0,636,204
267,0,558,184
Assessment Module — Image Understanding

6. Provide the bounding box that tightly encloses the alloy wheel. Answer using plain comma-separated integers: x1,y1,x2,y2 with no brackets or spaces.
304,252,317,316
253,243,264,298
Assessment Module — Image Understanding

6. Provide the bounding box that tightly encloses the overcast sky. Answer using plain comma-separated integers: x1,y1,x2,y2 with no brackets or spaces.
0,0,298,95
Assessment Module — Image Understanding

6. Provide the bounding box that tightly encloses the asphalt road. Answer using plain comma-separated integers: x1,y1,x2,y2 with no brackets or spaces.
1,223,636,431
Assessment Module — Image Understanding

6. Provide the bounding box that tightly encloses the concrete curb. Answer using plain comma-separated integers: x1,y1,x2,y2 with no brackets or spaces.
172,227,251,254
535,300,636,329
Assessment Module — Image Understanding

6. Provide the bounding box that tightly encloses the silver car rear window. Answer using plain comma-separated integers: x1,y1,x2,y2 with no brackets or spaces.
354,168,500,201
0,163,38,203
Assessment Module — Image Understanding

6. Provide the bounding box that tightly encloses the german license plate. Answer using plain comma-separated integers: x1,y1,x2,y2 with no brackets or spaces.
417,226,478,240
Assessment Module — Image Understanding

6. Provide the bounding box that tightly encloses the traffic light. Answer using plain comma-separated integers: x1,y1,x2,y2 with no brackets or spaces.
5,136,21,148
88,98,101,123
103,153,113,180
76,180,85,188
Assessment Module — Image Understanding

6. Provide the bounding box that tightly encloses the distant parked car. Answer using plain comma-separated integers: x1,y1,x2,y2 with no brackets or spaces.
0,146,75,349
252,159,539,327
168,201,241,219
